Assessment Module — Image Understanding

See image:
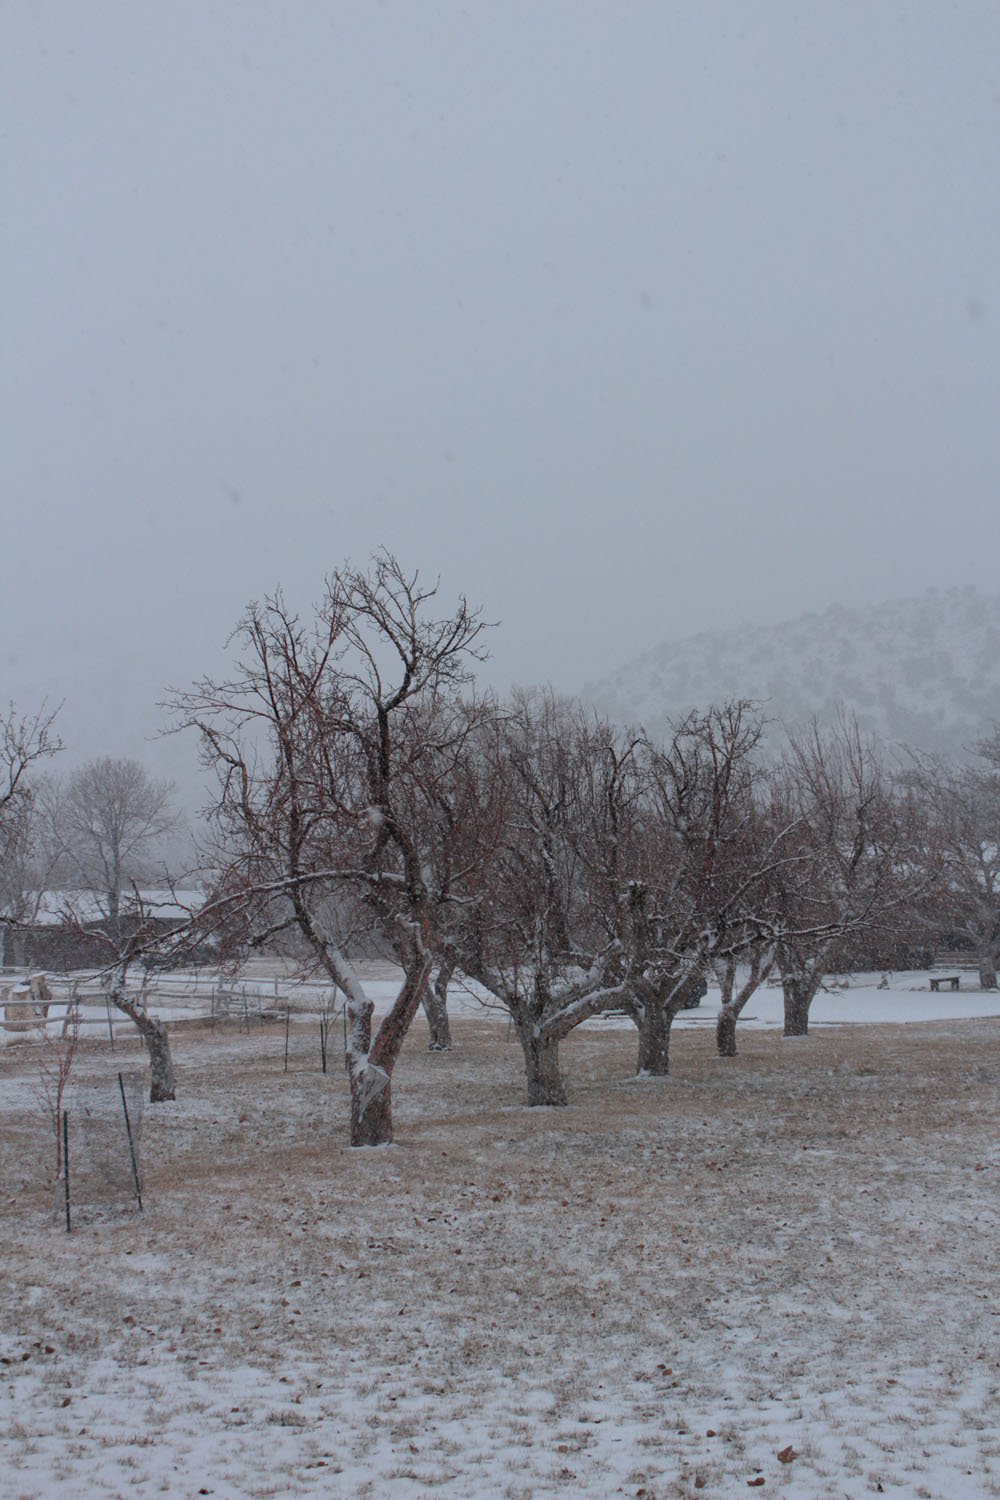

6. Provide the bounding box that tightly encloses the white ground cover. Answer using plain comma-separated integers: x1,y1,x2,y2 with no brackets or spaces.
2,969,998,1500
14,964,1000,1041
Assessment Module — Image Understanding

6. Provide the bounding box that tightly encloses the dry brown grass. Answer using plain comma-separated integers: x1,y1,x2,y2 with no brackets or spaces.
2,1014,999,1499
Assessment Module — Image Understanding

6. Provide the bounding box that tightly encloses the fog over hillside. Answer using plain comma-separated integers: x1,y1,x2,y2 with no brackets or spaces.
583,587,1000,761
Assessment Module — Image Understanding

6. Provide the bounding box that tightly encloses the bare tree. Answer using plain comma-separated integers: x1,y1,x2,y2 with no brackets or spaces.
0,703,62,954
0,703,61,824
105,945,178,1102
912,742,1000,990
55,758,178,940
175,553,489,1145
447,691,643,1106
772,717,918,1035
617,702,778,1077
34,1010,79,1178
373,692,506,1055
706,757,817,1059
711,941,776,1059
54,883,200,1102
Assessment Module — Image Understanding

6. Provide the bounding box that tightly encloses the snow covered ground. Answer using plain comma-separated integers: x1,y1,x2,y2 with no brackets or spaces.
2,971,999,1499
590,970,1000,1030
11,964,999,1040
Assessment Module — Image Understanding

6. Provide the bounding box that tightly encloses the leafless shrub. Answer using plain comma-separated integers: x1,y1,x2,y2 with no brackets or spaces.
33,1012,78,1179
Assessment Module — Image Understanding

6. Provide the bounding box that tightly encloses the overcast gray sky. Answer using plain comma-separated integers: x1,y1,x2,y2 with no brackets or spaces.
4,1,999,786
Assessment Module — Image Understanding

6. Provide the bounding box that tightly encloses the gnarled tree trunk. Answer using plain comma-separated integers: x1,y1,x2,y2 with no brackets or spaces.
422,962,453,1050
132,1011,176,1102
517,1026,567,1106
342,947,433,1146
715,957,740,1058
716,1006,738,1058
977,945,998,991
634,972,706,1075
635,1001,673,1076
348,1063,393,1146
107,975,176,1102
714,948,775,1058
782,974,820,1037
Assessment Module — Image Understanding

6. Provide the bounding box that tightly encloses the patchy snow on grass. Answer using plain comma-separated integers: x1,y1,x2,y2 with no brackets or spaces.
2,970,999,1499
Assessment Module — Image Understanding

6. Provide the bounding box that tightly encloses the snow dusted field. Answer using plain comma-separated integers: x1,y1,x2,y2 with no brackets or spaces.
2,974,999,1500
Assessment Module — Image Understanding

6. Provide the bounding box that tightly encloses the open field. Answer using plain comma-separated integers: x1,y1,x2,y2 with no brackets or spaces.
2,1005,999,1499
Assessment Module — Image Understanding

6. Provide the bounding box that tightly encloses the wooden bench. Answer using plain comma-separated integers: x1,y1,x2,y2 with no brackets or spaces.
929,975,960,992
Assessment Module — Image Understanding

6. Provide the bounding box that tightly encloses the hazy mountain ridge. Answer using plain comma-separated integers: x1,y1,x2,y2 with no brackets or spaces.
583,588,1000,760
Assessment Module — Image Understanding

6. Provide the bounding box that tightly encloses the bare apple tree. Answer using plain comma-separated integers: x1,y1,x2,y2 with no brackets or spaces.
72,899,193,1102
616,702,779,1077
442,690,653,1106
176,553,489,1146
910,739,1000,990
711,942,777,1058
772,717,919,1036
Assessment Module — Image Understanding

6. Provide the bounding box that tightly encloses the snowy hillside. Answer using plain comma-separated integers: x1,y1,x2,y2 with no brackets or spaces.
583,587,1000,759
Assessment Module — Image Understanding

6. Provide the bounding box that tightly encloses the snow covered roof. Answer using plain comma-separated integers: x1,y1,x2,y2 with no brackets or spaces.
6,889,204,926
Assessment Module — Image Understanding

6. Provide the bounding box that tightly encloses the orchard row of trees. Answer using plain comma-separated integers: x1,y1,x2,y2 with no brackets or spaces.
4,554,1000,1144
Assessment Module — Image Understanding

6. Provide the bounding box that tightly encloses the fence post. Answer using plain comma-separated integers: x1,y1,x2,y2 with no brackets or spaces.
118,1073,143,1212
62,1111,71,1233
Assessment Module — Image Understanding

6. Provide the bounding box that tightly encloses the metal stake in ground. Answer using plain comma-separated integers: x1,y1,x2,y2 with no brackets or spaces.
117,1072,143,1212
62,1110,71,1233
284,1005,291,1072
